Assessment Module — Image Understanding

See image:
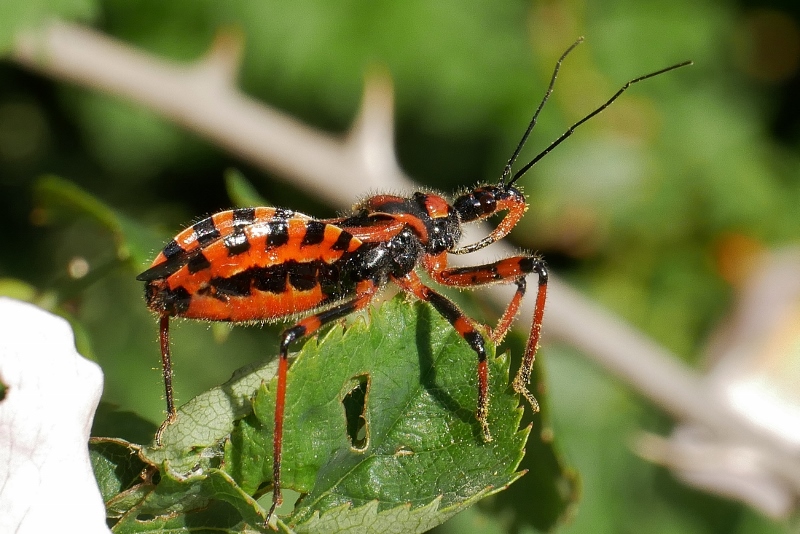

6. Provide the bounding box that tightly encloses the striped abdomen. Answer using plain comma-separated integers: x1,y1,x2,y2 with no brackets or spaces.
137,207,364,322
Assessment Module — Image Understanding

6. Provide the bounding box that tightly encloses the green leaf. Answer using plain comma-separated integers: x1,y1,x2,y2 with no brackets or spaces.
433,363,578,534
89,437,148,506
224,298,529,532
141,358,280,475
114,297,565,532
293,490,497,534
462,334,579,533
112,467,268,534
92,439,269,532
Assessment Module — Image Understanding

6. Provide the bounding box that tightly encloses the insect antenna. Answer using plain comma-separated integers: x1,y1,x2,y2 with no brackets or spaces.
500,36,584,188
506,57,693,188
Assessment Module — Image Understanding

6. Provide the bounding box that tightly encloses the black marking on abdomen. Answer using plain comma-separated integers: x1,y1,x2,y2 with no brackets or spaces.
331,231,353,251
288,261,318,291
204,258,354,301
266,218,290,248
301,221,326,246
211,274,253,298
137,247,193,282
187,252,212,274
224,207,257,255
224,231,250,256
317,262,343,295
233,207,256,226
163,239,184,260
251,263,289,294
193,217,221,246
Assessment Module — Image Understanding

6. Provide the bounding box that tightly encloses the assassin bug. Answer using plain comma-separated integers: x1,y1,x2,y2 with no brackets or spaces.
137,38,690,524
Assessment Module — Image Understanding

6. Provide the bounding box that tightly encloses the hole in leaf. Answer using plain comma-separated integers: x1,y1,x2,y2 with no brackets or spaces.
394,445,414,457
342,374,370,451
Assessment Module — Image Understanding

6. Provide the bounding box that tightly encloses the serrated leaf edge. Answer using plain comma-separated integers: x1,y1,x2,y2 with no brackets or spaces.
293,474,527,534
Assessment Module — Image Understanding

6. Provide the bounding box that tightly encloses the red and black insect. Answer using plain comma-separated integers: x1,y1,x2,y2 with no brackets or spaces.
137,39,690,524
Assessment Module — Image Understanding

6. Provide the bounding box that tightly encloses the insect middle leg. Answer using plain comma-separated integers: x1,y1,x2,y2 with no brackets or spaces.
267,280,380,523
425,254,548,412
392,271,494,442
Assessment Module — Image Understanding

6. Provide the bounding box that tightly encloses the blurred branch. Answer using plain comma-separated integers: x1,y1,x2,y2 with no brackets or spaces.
12,22,413,207
11,21,800,515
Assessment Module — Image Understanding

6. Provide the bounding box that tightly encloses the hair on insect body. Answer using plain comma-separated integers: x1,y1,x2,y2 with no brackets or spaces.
137,37,691,525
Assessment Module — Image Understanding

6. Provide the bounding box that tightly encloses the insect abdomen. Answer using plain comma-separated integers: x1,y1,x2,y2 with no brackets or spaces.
138,208,364,322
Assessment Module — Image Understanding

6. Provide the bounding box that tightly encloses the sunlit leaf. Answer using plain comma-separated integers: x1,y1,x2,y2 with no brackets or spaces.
224,298,533,532
105,298,568,533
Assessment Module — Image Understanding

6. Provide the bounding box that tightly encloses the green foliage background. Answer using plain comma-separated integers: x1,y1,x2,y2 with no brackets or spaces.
2,0,799,532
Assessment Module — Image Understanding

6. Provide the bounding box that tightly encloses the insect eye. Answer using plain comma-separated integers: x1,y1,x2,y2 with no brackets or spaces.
479,193,496,214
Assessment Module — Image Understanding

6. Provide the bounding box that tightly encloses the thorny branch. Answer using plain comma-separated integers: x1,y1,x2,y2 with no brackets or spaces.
11,21,800,517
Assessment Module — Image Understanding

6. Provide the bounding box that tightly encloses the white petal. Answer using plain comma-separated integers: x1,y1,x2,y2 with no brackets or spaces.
0,297,110,534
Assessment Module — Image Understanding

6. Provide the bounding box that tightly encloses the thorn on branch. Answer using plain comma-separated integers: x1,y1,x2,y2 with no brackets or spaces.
192,27,245,90
347,66,401,184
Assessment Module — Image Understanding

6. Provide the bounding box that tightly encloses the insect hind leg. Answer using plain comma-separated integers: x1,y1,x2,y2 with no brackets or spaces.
267,281,380,524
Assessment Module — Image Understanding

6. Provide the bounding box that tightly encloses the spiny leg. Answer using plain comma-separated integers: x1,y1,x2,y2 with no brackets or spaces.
511,263,547,412
155,314,177,446
489,278,526,345
425,254,548,412
267,281,380,525
392,271,493,443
